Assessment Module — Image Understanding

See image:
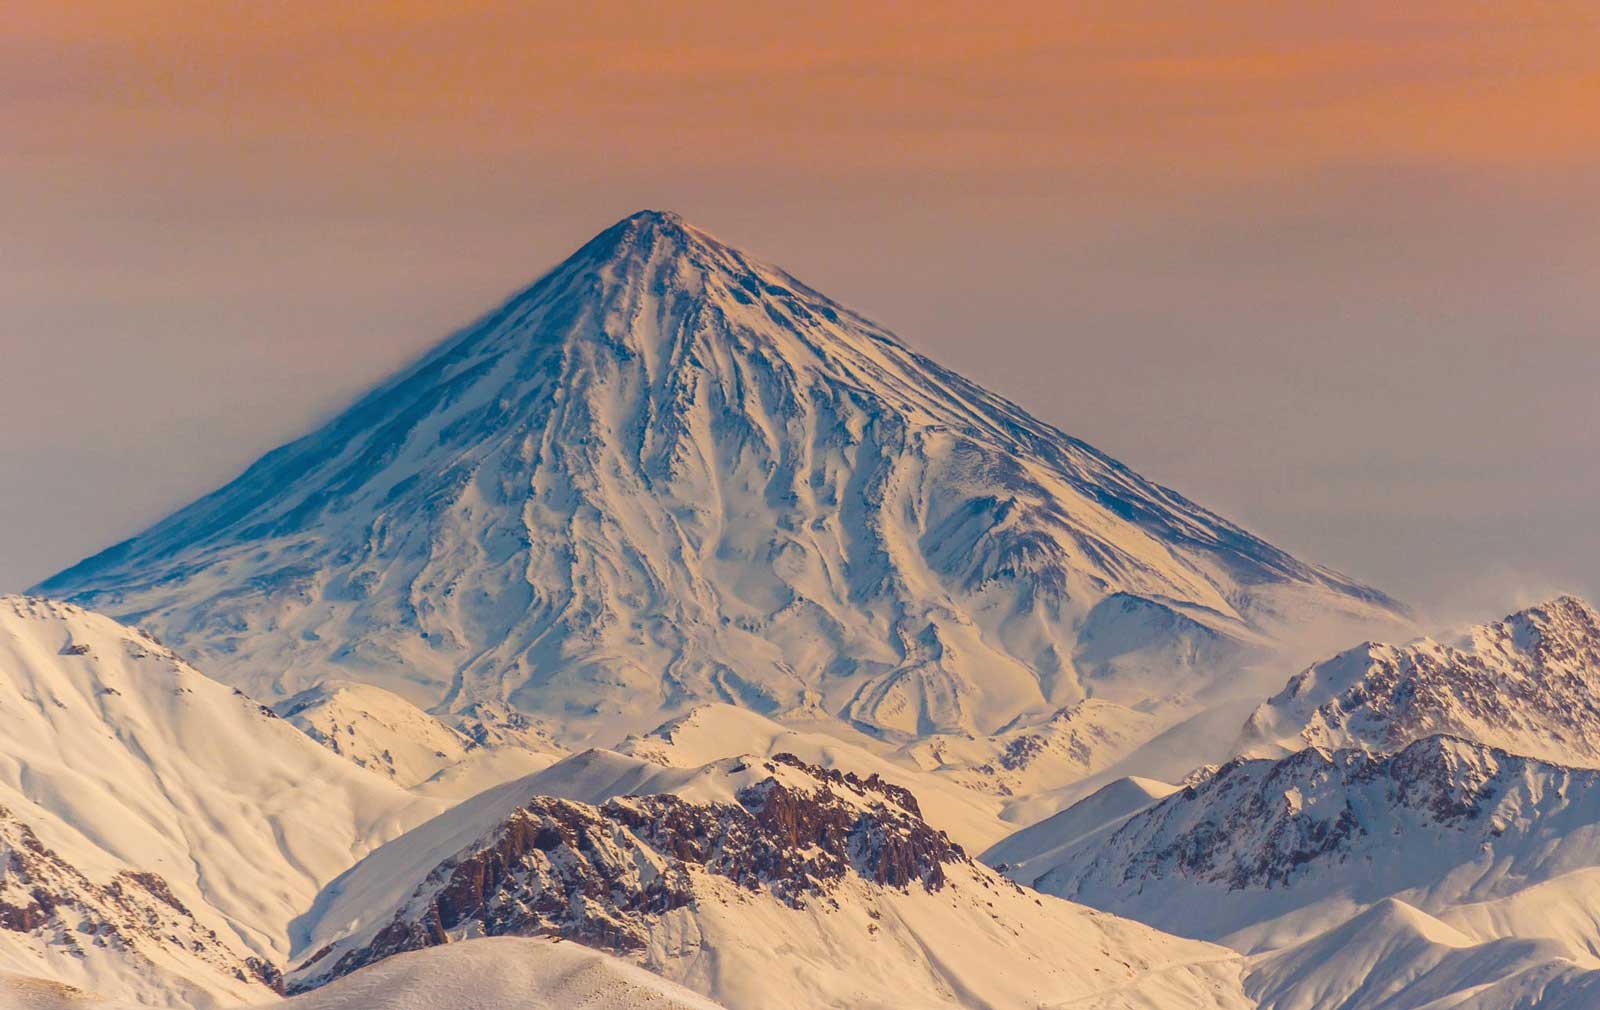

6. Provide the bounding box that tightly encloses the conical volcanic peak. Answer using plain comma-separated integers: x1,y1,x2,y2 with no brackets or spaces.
569,209,713,280
36,214,1408,741
597,209,715,255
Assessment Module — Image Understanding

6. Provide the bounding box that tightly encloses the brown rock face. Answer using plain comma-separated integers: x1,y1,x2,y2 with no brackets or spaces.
293,755,966,993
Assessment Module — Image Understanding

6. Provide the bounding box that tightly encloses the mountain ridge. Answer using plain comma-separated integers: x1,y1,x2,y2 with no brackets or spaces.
285,747,1255,1010
1239,595,1600,766
1021,732,1600,950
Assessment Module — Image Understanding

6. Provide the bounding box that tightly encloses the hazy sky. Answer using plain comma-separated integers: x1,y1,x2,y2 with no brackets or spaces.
5,2,1599,624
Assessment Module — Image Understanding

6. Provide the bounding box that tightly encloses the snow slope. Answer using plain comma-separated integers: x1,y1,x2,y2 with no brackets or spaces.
0,941,732,1010
268,938,729,1010
0,806,276,1008
0,973,143,1010
1245,898,1599,1010
289,751,1252,1010
1239,596,1600,767
276,682,480,786
981,775,1177,877
0,597,446,1005
34,210,1407,744
1437,869,1600,961
900,698,1160,801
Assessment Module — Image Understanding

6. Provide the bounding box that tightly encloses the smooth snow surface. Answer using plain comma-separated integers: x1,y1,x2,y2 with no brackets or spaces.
0,972,142,1010
981,775,1177,874
1247,898,1600,1010
267,938,729,1010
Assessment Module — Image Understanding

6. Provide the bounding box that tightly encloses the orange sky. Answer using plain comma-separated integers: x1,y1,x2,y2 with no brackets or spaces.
9,2,1600,183
4,2,1600,616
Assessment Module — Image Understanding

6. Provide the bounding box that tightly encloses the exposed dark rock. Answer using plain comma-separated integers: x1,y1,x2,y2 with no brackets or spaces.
292,757,965,993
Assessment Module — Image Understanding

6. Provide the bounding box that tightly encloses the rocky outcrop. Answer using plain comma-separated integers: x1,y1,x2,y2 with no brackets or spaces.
291,754,964,992
1023,733,1600,947
1041,737,1534,895
0,805,281,996
1242,596,1600,767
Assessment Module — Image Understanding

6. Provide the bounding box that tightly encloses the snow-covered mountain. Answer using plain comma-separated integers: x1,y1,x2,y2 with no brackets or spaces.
618,699,1171,843
1023,735,1600,950
33,210,1407,744
14,208,1600,1010
0,597,448,1006
1239,595,1600,767
0,597,1252,1010
965,597,1600,1009
998,734,1600,1010
289,750,1253,1010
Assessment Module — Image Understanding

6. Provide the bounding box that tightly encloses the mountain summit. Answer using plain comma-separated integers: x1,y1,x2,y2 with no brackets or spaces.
36,211,1406,740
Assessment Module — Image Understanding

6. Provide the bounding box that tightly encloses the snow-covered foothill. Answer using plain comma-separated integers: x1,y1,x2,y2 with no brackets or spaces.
267,938,730,1010
0,597,446,1005
288,751,1253,1010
